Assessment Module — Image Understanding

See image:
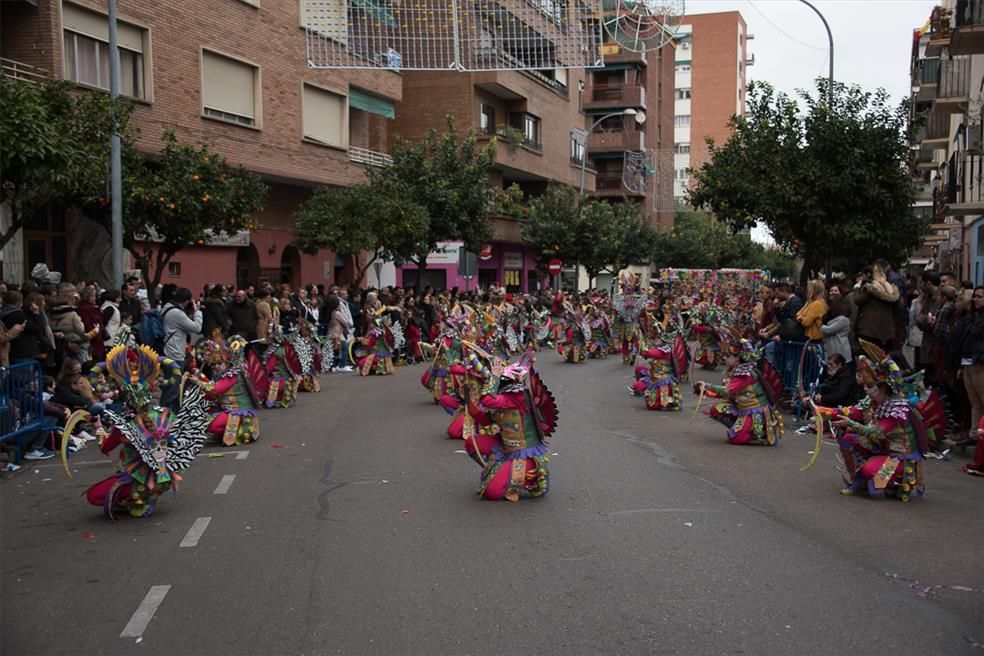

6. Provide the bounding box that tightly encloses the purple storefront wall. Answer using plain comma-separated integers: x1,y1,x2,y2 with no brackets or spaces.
397,242,543,292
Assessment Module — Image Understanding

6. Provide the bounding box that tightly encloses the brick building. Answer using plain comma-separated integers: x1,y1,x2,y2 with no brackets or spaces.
673,11,752,202
389,16,676,292
0,0,401,293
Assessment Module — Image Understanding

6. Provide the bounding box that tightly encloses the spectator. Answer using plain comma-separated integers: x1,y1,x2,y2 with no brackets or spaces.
326,297,354,371
813,353,857,408
10,292,54,368
915,271,942,380
278,296,298,332
226,289,259,339
160,288,202,410
77,286,106,362
955,287,984,445
255,287,276,339
854,263,901,349
753,285,776,347
796,279,827,342
0,291,26,366
201,284,231,339
345,288,361,339
874,258,908,349
100,289,123,349
52,358,103,415
821,296,852,363
119,281,143,340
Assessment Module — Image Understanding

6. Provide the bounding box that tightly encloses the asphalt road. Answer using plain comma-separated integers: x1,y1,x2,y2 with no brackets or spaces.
2,354,982,655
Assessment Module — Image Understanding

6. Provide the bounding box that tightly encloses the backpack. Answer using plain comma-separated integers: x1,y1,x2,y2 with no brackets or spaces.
141,307,178,353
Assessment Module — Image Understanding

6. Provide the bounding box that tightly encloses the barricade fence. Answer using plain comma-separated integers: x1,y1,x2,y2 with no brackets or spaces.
0,360,45,462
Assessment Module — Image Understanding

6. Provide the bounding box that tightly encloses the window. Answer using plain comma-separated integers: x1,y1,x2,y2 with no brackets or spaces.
480,103,496,134
679,37,691,50
674,115,691,127
523,114,540,147
167,262,182,277
675,142,690,154
302,83,346,147
202,50,259,127
676,88,691,99
62,2,147,99
675,169,690,181
570,130,586,163
675,63,691,73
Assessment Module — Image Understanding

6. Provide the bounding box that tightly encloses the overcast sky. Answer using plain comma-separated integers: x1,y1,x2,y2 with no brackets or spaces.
684,0,937,107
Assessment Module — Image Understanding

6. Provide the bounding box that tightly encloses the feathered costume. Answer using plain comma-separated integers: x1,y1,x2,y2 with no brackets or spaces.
352,307,396,376
557,302,589,364
194,336,260,446
631,330,689,411
699,334,784,446
612,271,647,365
83,345,207,519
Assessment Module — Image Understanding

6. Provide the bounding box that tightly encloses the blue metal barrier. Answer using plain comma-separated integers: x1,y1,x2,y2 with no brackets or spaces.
0,360,45,463
770,340,826,420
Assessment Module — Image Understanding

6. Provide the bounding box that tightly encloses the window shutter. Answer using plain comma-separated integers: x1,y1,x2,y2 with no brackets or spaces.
202,51,256,119
62,2,143,51
303,84,346,147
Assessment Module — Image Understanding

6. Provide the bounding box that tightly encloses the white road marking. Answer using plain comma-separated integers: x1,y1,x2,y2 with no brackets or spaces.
199,450,249,460
213,475,236,495
120,585,171,638
179,517,212,548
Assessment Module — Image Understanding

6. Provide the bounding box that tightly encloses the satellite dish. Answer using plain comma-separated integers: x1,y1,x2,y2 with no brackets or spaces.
604,0,685,53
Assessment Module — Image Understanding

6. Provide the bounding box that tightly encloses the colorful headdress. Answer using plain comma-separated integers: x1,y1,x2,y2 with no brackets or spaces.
618,270,640,293
195,339,228,367
104,344,161,409
857,340,903,392
721,328,760,363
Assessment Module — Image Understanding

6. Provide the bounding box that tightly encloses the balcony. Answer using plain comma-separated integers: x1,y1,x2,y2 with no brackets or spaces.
587,127,645,153
918,112,951,151
931,56,970,115
600,44,647,66
583,83,646,111
0,58,48,84
925,6,954,56
593,172,644,198
945,151,984,216
348,146,392,168
951,0,984,54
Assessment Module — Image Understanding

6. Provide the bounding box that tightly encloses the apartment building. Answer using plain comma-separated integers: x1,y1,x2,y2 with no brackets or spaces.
909,0,984,282
1,0,402,292
672,11,752,202
388,7,675,292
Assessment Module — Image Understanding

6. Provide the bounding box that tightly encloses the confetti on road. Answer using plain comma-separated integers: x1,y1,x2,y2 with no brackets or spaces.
270,443,285,448
83,532,96,540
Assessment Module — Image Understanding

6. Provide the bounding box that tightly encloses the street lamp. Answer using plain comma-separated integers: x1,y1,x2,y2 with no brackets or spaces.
578,108,647,197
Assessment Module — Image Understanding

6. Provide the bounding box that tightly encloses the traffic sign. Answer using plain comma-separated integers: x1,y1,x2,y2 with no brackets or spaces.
547,259,563,275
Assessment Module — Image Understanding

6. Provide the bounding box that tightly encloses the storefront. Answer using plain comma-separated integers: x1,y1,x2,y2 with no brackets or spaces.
398,241,543,292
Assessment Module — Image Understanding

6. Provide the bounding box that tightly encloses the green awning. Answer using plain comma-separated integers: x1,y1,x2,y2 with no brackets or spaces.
349,88,396,119
596,63,634,71
589,152,626,159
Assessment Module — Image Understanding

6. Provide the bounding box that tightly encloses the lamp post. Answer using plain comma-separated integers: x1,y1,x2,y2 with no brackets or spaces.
798,0,835,281
578,108,647,197
108,0,124,290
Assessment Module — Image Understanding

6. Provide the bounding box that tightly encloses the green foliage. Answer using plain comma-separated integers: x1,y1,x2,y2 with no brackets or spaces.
0,76,132,251
521,185,581,266
689,79,925,277
652,211,799,278
293,183,429,282
85,130,267,303
370,117,496,272
522,186,655,286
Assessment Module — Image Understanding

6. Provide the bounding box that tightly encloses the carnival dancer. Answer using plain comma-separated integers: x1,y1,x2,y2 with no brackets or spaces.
421,305,471,404
286,319,325,393
352,307,397,376
557,301,589,364
193,336,260,446
586,302,612,359
612,271,647,365
548,291,566,347
690,302,723,370
695,333,784,446
444,346,498,448
630,329,689,410
79,344,208,519
245,319,302,408
829,342,929,502
467,350,558,502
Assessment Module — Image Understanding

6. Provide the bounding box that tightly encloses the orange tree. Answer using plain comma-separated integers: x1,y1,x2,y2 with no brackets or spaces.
689,79,925,280
87,131,267,304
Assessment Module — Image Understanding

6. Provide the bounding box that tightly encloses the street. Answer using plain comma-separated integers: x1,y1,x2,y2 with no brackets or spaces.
2,356,982,656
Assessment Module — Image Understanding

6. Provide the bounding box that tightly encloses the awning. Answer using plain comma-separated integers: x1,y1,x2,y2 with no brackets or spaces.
349,88,396,119
589,152,626,159
596,63,635,71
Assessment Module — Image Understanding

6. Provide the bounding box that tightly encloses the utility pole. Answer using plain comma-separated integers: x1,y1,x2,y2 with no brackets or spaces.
109,0,124,290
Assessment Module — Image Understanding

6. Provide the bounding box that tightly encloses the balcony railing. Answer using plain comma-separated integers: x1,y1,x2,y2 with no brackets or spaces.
938,56,971,100
955,0,984,27
348,146,392,167
952,151,984,213
587,127,645,152
0,58,49,84
596,174,624,190
590,83,644,103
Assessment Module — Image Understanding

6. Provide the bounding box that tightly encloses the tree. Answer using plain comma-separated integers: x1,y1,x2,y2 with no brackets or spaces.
292,183,429,284
368,117,496,290
597,201,656,284
689,79,926,281
97,131,268,305
520,185,581,271
651,211,799,278
0,77,130,251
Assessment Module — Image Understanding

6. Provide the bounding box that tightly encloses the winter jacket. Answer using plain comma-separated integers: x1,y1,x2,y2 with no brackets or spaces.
161,302,203,361
100,301,122,348
226,299,259,340
201,298,231,339
820,315,852,362
818,366,858,408
854,279,900,342
796,299,828,341
954,310,984,366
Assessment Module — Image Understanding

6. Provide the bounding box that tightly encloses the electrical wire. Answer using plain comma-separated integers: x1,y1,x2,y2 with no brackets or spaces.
745,0,830,52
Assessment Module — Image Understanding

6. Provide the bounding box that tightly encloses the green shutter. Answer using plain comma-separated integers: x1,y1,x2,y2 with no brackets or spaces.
349,88,396,119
